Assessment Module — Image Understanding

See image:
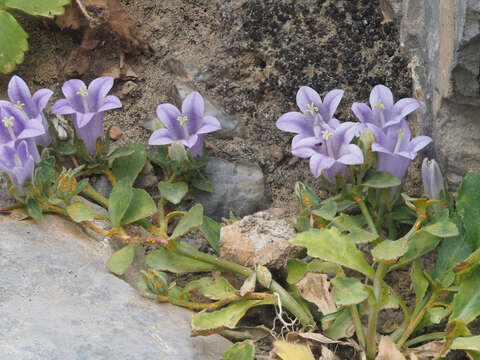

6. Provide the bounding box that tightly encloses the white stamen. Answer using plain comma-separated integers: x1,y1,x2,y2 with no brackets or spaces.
76,87,90,112
394,129,405,154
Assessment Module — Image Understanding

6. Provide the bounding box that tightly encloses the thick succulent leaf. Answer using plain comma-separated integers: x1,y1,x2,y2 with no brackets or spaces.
158,181,188,204
394,231,441,269
290,228,375,279
422,221,459,238
0,11,28,74
412,261,429,309
183,277,236,301
456,172,480,249
4,0,70,17
332,276,368,306
372,238,408,263
67,202,93,222
221,340,255,360
450,267,480,324
286,259,308,284
199,216,221,254
169,204,203,241
362,171,401,188
272,341,315,360
112,143,147,184
121,188,156,225
146,246,217,274
108,178,133,229
192,299,275,335
107,244,135,275
332,214,378,244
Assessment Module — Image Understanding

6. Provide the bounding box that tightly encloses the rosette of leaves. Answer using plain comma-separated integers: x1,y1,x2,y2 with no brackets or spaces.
0,0,71,73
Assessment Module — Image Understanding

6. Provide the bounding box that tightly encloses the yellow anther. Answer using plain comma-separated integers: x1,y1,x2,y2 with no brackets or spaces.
177,115,188,126
14,101,24,110
76,87,89,97
2,116,14,128
304,103,319,116
373,100,385,110
322,130,334,140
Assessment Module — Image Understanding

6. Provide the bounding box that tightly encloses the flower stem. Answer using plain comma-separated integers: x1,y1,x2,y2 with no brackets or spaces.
170,240,316,328
396,295,436,348
81,183,109,208
356,196,379,236
366,262,388,360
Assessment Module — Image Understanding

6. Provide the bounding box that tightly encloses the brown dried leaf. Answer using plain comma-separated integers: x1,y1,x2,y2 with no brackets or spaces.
320,345,340,360
407,341,446,360
296,273,337,315
376,336,406,360
55,1,86,30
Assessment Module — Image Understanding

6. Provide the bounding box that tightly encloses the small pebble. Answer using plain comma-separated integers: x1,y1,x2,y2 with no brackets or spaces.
110,126,123,141
271,149,284,161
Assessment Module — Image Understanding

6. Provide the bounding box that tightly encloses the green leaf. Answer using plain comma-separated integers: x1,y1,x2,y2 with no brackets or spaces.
184,277,236,301
394,231,442,269
112,143,147,184
332,214,378,244
451,336,480,351
121,188,156,225
426,306,451,324
412,261,429,307
0,11,28,74
362,171,401,188
371,238,408,263
107,244,135,275
286,259,308,284
56,139,77,155
311,200,337,221
108,178,133,229
323,307,354,340
422,221,459,238
192,299,275,334
295,214,311,232
331,276,368,306
200,216,221,254
272,341,315,360
290,228,375,280
34,157,55,186
169,204,203,241
457,172,480,249
450,267,480,324
67,202,93,222
26,198,42,221
192,175,213,192
146,246,217,273
5,0,71,17
222,340,255,360
158,181,188,204
107,147,135,160
453,248,480,277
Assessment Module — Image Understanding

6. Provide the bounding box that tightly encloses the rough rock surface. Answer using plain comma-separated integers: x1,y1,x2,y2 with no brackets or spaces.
219,210,298,270
0,214,230,360
196,158,266,220
0,176,13,208
394,0,480,188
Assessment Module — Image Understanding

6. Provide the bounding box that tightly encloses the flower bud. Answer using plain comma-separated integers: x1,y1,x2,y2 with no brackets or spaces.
168,142,189,163
360,128,374,151
422,158,444,210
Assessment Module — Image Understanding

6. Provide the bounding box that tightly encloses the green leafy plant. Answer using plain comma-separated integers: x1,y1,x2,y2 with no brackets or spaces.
0,0,71,73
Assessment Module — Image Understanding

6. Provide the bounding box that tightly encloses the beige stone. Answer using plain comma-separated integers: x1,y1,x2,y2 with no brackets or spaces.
219,210,298,270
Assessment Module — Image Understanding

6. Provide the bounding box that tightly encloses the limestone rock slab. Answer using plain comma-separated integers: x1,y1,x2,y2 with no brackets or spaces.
0,215,230,360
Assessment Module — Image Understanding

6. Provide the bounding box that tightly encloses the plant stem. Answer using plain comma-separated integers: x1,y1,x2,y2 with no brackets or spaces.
356,196,378,236
171,240,316,328
366,262,388,360
350,304,366,349
396,296,436,348
0,203,23,212
81,183,109,208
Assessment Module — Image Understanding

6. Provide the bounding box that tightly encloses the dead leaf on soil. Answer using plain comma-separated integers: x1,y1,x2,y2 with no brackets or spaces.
55,0,147,77
376,336,406,360
320,345,341,360
296,273,337,315
272,341,315,360
406,341,446,360
286,331,361,352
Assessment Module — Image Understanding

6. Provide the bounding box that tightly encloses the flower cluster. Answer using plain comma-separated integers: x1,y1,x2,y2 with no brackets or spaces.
277,84,432,184
148,92,221,157
0,76,52,193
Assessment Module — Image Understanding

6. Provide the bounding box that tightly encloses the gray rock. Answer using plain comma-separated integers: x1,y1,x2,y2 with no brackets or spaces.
173,82,238,135
0,175,14,208
196,158,266,221
165,59,211,82
0,215,230,360
91,175,113,198
394,0,480,189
